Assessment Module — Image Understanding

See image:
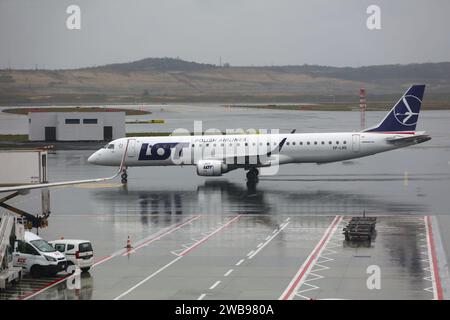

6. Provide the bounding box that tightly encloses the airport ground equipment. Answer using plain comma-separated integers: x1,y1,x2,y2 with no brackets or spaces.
343,217,377,242
0,213,24,290
0,190,50,230
0,149,48,185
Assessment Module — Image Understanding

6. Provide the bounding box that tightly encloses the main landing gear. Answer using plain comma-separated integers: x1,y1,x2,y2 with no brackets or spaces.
121,167,128,184
246,168,259,181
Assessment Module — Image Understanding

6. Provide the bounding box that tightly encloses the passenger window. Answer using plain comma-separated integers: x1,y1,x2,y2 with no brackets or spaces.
292,142,296,146
67,244,75,251
314,142,317,145
307,142,310,145
344,141,347,144
336,141,339,145
286,142,290,145
300,142,303,145
329,141,332,145
55,244,66,253
321,141,325,145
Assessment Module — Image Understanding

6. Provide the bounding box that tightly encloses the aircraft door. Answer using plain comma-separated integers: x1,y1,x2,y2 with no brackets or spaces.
352,134,360,153
127,139,137,158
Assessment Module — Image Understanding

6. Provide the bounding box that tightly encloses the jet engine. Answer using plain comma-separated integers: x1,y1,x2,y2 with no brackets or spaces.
196,160,228,176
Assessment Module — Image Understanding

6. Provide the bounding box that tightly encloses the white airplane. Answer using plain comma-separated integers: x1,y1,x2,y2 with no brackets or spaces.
86,85,430,182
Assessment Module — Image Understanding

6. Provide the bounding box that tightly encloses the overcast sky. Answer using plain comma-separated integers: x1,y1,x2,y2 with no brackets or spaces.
1,0,449,69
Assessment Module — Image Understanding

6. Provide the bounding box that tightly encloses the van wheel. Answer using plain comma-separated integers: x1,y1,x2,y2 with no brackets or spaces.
81,267,90,273
30,265,42,278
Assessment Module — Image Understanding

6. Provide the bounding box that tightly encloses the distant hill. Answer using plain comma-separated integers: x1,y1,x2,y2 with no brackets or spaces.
2,57,450,105
90,57,216,73
263,63,450,82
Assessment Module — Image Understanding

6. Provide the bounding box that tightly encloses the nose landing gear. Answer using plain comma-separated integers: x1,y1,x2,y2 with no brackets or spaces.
121,168,128,184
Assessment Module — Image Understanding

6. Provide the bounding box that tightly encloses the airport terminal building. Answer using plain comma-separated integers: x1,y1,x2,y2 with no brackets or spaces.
28,111,125,141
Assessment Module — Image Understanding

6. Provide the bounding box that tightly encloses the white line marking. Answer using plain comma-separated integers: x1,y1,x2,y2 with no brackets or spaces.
236,259,244,266
265,235,271,241
247,250,255,257
114,256,182,300
198,293,206,300
209,280,221,290
224,269,234,277
179,215,241,256
279,216,342,300
257,242,263,248
248,222,290,259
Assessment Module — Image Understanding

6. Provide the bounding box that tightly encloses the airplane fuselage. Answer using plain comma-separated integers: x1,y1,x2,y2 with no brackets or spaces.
88,131,418,168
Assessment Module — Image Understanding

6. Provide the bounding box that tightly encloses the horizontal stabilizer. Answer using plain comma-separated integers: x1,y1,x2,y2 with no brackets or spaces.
386,134,431,146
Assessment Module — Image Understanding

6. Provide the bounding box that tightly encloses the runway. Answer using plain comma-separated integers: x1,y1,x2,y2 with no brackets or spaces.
1,108,450,300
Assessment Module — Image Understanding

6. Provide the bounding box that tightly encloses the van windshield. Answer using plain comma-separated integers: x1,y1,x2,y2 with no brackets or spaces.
79,242,93,252
30,240,56,253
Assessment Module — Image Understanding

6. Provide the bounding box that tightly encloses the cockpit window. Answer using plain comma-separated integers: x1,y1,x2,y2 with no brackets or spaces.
102,144,109,149
107,144,115,150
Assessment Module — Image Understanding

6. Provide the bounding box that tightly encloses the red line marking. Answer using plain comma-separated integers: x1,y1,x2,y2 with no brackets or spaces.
19,275,70,300
180,215,241,256
426,216,443,300
371,132,416,134
92,255,113,267
122,215,200,256
281,216,342,300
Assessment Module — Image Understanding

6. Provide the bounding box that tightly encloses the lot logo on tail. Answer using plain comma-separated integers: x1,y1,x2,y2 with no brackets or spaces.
393,95,421,126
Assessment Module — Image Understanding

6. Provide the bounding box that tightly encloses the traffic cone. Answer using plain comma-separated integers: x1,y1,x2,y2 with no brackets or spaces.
125,236,132,249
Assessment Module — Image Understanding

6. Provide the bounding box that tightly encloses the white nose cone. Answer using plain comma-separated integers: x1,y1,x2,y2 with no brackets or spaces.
88,152,99,164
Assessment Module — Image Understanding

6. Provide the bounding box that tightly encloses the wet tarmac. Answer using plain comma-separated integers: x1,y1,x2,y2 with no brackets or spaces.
1,107,450,300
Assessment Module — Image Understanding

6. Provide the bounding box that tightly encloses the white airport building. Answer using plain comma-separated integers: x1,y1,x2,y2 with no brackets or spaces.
28,112,125,141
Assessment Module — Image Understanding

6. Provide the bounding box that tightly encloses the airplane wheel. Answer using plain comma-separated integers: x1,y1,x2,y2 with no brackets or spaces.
121,173,128,179
246,169,259,181
121,178,127,184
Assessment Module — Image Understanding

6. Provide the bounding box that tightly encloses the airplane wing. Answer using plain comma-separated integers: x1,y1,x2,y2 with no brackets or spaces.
0,140,129,194
386,133,431,146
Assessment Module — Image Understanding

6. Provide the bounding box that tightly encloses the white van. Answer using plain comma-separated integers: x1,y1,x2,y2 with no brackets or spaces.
49,239,94,272
13,232,67,278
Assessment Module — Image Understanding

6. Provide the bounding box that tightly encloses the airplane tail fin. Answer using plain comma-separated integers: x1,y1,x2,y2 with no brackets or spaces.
363,85,425,133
